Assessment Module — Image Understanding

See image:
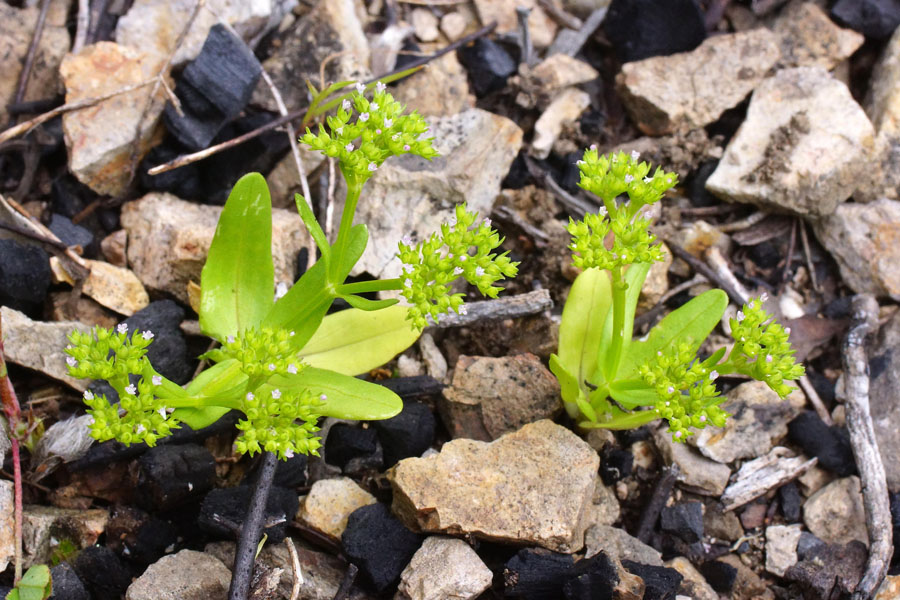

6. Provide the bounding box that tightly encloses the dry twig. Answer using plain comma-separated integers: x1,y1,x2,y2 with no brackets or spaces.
663,240,747,306
843,295,892,600
799,220,820,293
285,538,303,600
12,0,51,110
72,0,90,54
430,289,553,329
797,374,833,426
716,210,768,233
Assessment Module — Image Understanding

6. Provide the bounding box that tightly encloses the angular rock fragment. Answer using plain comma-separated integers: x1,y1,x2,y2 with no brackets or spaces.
457,38,517,97
73,546,132,600
23,505,108,568
393,53,473,117
660,502,704,544
870,310,900,492
201,485,298,544
617,29,780,135
396,537,493,600
125,550,231,600
785,538,868,598
389,420,598,552
49,563,90,600
473,0,557,48
50,257,149,317
653,426,731,496
706,67,875,217
666,557,718,600
440,353,561,441
813,198,900,301
831,0,900,39
584,525,664,566
371,401,435,468
352,109,522,279
0,238,51,316
772,1,864,70
720,447,817,511
516,53,599,109
786,411,856,476
0,482,12,573
120,192,309,304
531,88,591,159
298,477,377,542
137,444,216,512
60,42,169,197
765,523,802,577
866,26,900,199
621,561,683,600
803,476,868,546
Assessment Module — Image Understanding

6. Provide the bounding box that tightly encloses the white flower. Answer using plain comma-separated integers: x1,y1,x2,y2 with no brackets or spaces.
319,394,328,401
342,99,351,111
275,282,289,300
453,267,463,275
136,424,146,434
375,129,382,135
268,363,277,371
667,386,675,394
158,407,167,418
152,375,162,386
335,126,343,135
142,330,154,340
736,311,745,322
271,389,282,399
404,278,413,288
384,118,392,127
674,430,683,438
700,415,707,422
125,384,137,395
370,102,379,111
227,335,235,344
590,144,597,150
376,81,387,93
246,392,255,401
459,305,468,316
576,160,585,166
284,449,295,459
483,218,491,227
401,234,413,245
448,216,457,227
289,331,295,337
748,300,755,309
710,370,719,380
598,207,608,216
643,176,652,183
392,133,400,141
359,112,370,122
760,292,769,302
83,390,94,400
765,354,773,363
624,174,634,183
345,142,354,152
631,150,640,161
475,266,485,277
355,82,366,94
785,327,791,335
287,364,298,374
117,323,128,334
403,144,410,151
368,163,377,172
458,255,467,261
66,356,78,367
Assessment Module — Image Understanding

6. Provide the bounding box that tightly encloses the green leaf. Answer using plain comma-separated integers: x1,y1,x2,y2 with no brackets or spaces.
271,367,402,420
262,258,331,351
174,359,247,430
199,173,274,342
617,289,728,381
548,354,584,420
556,267,612,390
295,193,330,263
608,379,658,408
299,305,419,376
340,295,398,311
596,262,651,383
7,564,52,600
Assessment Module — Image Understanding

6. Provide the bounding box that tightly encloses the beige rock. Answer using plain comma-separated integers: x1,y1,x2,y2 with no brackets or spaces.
120,192,310,303
765,523,802,577
418,333,447,382
796,462,834,496
50,257,149,316
531,88,591,159
23,505,108,568
617,29,781,135
440,12,468,40
772,1,864,70
389,420,598,552
666,556,718,600
812,198,900,301
0,2,70,125
126,550,231,600
864,26,900,200
393,53,473,118
653,425,731,496
803,476,868,546
675,220,731,259
876,575,900,600
351,109,522,279
101,229,128,267
870,309,900,492
516,54,599,109
718,554,775,600
588,478,621,527
411,8,440,42
298,477,377,541
440,353,562,441
395,537,493,600
49,291,119,329
0,306,90,391
639,240,671,310
584,524,663,566
0,482,13,573
473,0,557,48
60,42,169,197
706,67,875,217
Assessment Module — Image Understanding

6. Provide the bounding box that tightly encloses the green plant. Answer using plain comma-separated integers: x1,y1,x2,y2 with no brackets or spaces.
549,148,804,441
5,565,51,600
64,83,518,459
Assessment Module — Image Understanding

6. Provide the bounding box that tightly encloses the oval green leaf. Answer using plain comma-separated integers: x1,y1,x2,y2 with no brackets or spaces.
556,267,612,389
270,367,402,420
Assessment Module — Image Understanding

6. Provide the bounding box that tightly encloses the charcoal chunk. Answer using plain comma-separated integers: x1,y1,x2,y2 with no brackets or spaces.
342,503,423,592
0,238,51,315
136,443,216,511
457,38,517,96
372,401,435,468
199,484,298,543
325,424,380,471
48,213,94,255
504,548,575,599
785,540,867,599
123,300,193,384
599,447,633,485
603,0,705,63
106,505,177,566
621,561,683,600
697,560,737,593
49,562,90,600
563,551,617,600
73,546,132,600
660,501,704,544
779,482,803,523
787,412,856,476
163,24,262,149
243,452,308,489
831,0,900,39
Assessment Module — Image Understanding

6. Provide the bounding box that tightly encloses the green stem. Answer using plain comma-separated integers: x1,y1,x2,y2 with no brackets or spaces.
605,266,627,379
582,409,660,430
329,180,363,282
338,278,402,295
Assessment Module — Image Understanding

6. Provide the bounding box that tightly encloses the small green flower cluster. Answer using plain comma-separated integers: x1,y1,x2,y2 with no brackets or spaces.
728,295,805,398
397,203,519,330
567,149,676,273
234,387,323,460
208,327,304,377
301,82,438,186
65,325,178,446
639,342,728,442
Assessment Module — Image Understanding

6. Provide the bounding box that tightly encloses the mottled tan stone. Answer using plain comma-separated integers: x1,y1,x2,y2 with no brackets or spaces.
297,477,377,541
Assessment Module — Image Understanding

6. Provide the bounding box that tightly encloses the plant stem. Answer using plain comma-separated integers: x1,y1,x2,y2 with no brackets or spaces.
329,180,363,282
228,451,278,600
337,278,401,295
605,267,627,379
0,315,23,585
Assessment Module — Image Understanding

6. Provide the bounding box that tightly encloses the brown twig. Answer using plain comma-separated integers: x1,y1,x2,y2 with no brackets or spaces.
331,564,359,600
636,464,678,543
0,314,24,585
778,218,797,294
679,204,742,217
537,0,583,29
716,210,768,233
0,220,69,251
843,295,892,600
285,538,303,600
12,0,51,109
72,0,91,54
147,22,499,177
663,240,747,306
799,220,820,293
797,374,833,426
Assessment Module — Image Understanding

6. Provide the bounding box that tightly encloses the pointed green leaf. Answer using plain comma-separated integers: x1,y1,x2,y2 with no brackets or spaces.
609,379,658,408
271,367,402,420
556,267,612,389
174,359,247,430
617,289,728,381
299,305,419,375
340,295,398,311
596,262,651,383
549,354,584,420
295,194,330,262
199,173,274,341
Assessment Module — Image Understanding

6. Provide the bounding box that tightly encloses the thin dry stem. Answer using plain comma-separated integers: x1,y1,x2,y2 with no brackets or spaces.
0,314,24,585
285,538,303,600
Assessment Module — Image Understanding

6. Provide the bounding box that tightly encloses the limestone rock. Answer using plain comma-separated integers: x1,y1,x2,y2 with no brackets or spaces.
298,477,377,541
718,554,775,600
395,537,493,600
120,192,310,304
60,43,168,197
389,420,598,552
706,67,875,217
584,525,664,566
126,550,231,600
23,505,108,568
473,0,557,48
639,240,671,310
440,12,469,41
616,29,780,135
877,576,900,600
115,0,291,67
0,306,90,391
692,381,805,463
812,198,900,301
411,8,440,42
50,257,149,316
0,2,70,125
516,53,599,109
666,557,718,600
803,476,868,546
352,109,522,279
393,53,473,118
653,426,731,496
765,524,802,577
251,0,369,112
531,88,591,159
0,482,13,573
440,353,562,441
771,1,864,70
867,309,900,492
588,479,621,527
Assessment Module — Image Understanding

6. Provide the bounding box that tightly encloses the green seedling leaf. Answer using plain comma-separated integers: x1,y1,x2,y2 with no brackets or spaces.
200,173,274,342
295,193,330,263
617,289,728,381
6,564,52,600
271,367,402,420
340,295,399,311
556,267,612,389
174,359,247,430
549,354,587,420
299,305,419,376
608,379,658,408
597,262,651,383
